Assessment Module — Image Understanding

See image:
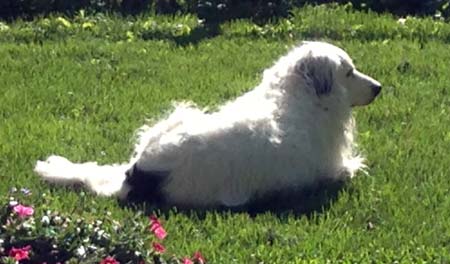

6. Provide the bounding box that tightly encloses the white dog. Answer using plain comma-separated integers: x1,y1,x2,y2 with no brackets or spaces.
34,41,381,208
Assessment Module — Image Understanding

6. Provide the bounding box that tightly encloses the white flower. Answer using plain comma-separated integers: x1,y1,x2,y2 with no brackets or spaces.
41,215,50,225
52,216,63,225
22,222,34,230
75,246,86,257
96,229,105,237
397,18,407,25
88,245,98,252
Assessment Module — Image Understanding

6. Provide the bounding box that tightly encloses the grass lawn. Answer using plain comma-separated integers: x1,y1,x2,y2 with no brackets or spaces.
1,4,450,263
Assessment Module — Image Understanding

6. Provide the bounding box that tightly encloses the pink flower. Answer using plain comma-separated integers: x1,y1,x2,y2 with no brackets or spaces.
153,225,167,240
183,257,194,264
8,245,32,261
149,215,167,240
152,242,166,253
99,256,120,264
193,251,205,264
12,204,34,218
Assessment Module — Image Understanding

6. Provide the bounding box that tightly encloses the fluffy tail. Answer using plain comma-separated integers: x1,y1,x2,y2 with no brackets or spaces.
34,155,131,199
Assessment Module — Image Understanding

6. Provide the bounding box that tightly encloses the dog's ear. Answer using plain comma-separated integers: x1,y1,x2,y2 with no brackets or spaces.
295,56,334,96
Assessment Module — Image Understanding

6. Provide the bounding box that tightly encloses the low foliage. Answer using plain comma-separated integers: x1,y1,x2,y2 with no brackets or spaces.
2,4,450,45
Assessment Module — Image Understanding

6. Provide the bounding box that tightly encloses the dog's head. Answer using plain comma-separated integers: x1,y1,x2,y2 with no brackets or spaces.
295,41,381,107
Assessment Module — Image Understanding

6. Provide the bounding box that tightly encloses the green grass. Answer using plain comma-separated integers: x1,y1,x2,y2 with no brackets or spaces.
1,4,450,263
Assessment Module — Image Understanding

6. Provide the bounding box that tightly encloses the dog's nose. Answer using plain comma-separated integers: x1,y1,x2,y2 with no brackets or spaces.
372,84,382,97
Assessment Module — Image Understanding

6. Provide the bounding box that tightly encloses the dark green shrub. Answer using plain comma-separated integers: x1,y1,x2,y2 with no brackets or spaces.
1,0,450,21
195,0,293,24
346,0,446,16
0,0,146,20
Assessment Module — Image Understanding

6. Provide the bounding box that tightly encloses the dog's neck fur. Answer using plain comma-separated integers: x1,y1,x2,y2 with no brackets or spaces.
256,65,357,178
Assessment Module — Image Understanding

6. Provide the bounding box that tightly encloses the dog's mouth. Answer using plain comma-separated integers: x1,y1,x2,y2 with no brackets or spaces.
351,96,379,108
351,84,382,107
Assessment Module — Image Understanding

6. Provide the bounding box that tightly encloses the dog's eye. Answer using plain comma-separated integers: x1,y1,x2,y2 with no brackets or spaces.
346,69,354,77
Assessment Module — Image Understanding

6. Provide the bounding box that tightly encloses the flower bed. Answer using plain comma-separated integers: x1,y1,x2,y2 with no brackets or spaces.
0,188,205,264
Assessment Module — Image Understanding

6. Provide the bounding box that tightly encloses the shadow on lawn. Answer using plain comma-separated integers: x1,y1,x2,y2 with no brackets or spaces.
124,178,352,219
239,178,351,217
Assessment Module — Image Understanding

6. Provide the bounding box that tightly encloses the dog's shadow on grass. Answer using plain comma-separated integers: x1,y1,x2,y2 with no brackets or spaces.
122,178,353,219
237,179,351,218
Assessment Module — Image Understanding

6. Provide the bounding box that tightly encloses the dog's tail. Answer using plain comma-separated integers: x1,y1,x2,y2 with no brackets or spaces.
34,155,131,199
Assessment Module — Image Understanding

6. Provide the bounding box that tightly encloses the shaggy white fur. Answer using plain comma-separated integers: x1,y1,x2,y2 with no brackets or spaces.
34,41,381,208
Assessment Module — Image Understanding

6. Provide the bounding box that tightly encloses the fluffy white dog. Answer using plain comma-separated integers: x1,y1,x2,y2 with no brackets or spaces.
35,41,381,208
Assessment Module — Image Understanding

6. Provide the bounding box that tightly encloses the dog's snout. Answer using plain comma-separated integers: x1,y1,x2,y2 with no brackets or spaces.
372,84,382,97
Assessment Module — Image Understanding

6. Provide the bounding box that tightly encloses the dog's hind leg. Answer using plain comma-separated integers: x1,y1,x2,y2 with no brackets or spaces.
123,164,169,204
